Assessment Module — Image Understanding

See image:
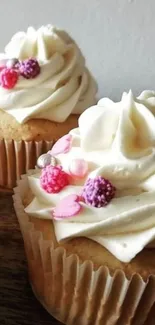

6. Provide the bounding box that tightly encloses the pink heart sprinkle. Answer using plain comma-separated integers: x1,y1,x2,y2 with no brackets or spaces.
50,134,72,156
53,194,82,220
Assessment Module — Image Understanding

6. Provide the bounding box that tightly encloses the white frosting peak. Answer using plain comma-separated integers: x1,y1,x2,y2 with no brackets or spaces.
26,90,155,263
5,25,69,61
0,25,97,123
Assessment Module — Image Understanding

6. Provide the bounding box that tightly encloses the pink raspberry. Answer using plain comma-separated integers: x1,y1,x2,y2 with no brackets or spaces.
0,68,18,89
0,66,5,72
40,165,69,194
17,58,40,79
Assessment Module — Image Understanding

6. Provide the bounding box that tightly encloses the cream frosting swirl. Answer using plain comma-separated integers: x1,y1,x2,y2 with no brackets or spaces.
0,25,97,123
25,90,155,263
123,89,155,115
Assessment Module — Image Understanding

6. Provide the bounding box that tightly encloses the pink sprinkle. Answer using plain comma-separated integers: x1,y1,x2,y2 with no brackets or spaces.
69,159,88,178
40,165,69,193
53,194,82,219
51,134,72,156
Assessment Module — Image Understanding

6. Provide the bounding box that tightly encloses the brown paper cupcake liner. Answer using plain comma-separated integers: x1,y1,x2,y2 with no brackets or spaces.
13,175,155,325
0,139,53,189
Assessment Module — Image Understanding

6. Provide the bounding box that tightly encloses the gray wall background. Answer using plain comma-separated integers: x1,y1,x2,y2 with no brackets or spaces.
0,0,154,100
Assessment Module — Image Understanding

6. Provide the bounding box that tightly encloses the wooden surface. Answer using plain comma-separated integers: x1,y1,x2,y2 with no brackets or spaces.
0,192,63,325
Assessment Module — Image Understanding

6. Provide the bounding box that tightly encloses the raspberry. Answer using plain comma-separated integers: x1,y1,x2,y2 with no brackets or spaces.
0,68,18,89
81,176,116,208
0,66,5,72
18,58,40,79
40,165,69,194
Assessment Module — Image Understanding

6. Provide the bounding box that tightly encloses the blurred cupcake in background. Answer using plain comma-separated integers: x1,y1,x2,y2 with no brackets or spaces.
0,24,97,189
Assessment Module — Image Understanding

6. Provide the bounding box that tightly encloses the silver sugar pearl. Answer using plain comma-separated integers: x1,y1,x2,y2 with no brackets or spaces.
50,155,57,166
37,153,57,169
6,58,18,69
37,153,52,168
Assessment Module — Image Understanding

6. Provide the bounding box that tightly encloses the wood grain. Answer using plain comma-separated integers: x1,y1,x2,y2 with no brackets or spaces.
0,192,63,325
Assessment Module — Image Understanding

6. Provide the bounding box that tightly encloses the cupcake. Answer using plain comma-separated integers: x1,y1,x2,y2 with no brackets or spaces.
13,90,155,325
0,24,97,189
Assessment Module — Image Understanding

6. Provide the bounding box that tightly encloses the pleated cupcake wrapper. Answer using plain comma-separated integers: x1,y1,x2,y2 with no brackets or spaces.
0,139,54,189
13,174,155,325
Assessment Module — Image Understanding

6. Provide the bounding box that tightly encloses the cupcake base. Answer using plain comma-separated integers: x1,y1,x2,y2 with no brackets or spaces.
31,283,65,324
0,113,79,189
13,174,155,325
0,139,53,189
